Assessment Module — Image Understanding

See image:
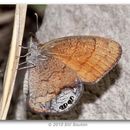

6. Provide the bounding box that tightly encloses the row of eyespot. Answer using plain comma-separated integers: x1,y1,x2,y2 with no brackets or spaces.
59,96,74,110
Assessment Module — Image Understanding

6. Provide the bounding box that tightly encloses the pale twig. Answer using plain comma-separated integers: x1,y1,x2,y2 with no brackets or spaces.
0,4,27,120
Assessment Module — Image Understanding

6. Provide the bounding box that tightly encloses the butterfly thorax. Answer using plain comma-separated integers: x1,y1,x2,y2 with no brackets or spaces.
26,39,50,66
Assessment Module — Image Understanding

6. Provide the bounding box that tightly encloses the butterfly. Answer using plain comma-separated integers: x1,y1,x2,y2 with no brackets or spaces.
23,36,122,114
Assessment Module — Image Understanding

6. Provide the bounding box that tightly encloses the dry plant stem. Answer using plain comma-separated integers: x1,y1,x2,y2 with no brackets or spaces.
0,4,27,120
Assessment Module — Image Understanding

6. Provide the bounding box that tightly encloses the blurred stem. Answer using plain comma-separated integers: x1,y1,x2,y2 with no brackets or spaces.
0,4,27,120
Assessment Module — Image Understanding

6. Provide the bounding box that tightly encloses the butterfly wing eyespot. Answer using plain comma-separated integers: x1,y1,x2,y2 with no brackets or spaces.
68,96,74,104
67,99,72,104
59,105,64,110
70,96,74,100
48,36,122,84
59,103,68,110
59,96,75,110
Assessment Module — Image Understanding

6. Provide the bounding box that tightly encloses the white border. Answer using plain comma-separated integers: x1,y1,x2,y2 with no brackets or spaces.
0,122,130,130
0,0,130,4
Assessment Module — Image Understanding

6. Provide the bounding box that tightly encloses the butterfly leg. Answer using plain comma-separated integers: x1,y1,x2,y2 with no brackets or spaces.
16,52,32,60
18,45,29,49
18,62,36,70
18,61,27,66
20,51,32,58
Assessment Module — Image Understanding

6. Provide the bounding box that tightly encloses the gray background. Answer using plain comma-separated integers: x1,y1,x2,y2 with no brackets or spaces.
18,5,130,120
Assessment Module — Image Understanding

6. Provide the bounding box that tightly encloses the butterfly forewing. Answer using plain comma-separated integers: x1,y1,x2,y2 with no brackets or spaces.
46,36,122,84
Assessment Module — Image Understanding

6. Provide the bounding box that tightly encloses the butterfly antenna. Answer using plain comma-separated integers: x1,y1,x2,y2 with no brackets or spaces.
34,12,39,31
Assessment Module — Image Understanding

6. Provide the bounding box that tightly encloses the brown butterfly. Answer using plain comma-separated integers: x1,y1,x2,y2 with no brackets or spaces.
23,36,122,114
